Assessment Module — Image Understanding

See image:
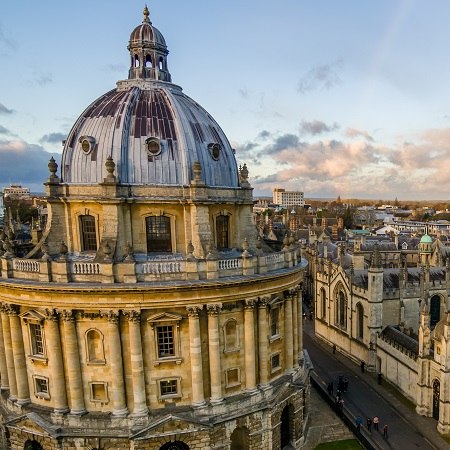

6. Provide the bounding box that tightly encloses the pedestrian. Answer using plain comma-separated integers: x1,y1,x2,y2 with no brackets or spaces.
303,312,307,322
338,376,344,393
383,424,388,438
336,389,341,400
356,416,362,432
366,417,372,432
378,372,382,385
373,416,379,431
309,311,313,320
360,360,365,373
338,398,344,415
327,381,333,396
333,344,336,354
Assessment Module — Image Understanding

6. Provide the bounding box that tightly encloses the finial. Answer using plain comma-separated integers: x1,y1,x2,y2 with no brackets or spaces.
143,4,150,23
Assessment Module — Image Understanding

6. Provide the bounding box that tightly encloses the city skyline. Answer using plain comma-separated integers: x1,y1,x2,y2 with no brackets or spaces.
1,1,450,200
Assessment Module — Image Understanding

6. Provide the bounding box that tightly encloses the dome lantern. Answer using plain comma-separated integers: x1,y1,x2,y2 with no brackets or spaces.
127,5,172,81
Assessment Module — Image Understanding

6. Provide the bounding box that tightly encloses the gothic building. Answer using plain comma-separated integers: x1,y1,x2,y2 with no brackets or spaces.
0,8,310,450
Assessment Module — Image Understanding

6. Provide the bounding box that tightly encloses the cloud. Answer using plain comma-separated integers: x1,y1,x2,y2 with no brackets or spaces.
0,23,17,50
39,132,67,145
299,120,339,136
104,63,126,73
0,125,13,136
0,139,57,189
297,59,343,94
236,125,450,199
345,128,374,142
29,71,53,87
0,102,14,115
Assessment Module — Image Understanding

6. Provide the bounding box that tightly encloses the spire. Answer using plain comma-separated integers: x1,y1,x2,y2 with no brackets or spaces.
370,243,382,269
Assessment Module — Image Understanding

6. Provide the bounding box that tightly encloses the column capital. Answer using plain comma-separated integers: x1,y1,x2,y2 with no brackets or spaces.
186,305,203,318
285,288,296,300
4,303,19,316
244,298,257,310
123,310,141,322
104,310,120,323
60,309,74,322
206,303,222,316
258,296,271,308
44,308,59,321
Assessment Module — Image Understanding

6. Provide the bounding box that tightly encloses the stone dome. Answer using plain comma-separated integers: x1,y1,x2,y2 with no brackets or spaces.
60,7,239,188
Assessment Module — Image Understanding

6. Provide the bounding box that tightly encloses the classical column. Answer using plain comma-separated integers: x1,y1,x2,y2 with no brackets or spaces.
61,310,86,415
297,287,304,360
207,303,223,404
0,311,9,390
45,309,68,414
9,305,30,405
1,305,16,400
187,305,206,406
284,292,294,371
258,296,270,387
124,310,147,416
292,288,299,368
105,310,128,416
244,299,257,392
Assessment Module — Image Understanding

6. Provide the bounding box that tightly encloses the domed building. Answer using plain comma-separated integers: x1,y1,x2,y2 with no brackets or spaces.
0,7,310,450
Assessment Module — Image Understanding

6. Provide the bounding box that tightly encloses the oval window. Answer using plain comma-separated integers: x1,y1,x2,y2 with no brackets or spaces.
146,137,161,155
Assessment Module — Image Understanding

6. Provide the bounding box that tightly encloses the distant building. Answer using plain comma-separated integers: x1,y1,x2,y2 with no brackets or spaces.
2,184,31,199
273,188,305,208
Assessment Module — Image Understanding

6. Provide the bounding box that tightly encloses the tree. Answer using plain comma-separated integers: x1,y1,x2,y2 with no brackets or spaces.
342,206,354,229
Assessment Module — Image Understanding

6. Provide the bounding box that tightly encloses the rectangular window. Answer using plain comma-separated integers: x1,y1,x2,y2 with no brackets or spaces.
156,325,175,358
79,215,97,251
216,215,229,250
226,368,240,387
271,353,281,371
160,379,178,396
270,308,279,337
35,377,48,394
30,323,44,355
90,382,108,402
146,216,172,252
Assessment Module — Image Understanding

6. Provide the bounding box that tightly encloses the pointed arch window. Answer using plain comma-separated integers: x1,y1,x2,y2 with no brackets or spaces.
335,290,347,329
356,303,364,339
320,288,326,319
430,295,441,329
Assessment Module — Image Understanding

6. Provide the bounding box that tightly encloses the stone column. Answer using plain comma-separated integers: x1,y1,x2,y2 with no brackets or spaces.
297,287,304,360
187,305,206,406
244,299,257,392
9,306,30,405
124,310,147,416
207,303,223,404
258,296,270,387
292,288,299,368
105,310,128,416
44,309,68,414
61,310,86,414
1,305,16,400
284,292,294,371
0,312,9,390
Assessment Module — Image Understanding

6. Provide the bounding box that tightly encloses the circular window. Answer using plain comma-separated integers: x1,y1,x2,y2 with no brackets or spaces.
81,139,91,153
208,142,221,160
146,137,161,155
79,136,95,154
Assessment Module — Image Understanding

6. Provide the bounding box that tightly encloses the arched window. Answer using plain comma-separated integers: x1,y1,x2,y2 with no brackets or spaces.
86,329,105,363
79,214,97,251
224,319,238,351
145,54,152,68
216,214,229,250
336,290,347,329
160,442,189,450
146,215,172,252
134,54,140,67
356,303,364,339
159,57,164,70
280,404,294,448
320,288,326,319
430,295,441,329
24,441,43,450
230,426,249,450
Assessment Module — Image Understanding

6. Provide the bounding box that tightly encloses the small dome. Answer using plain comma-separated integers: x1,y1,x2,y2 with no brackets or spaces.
129,6,167,48
420,234,432,244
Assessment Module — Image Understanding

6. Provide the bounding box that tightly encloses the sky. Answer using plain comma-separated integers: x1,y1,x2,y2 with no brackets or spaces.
1,0,450,200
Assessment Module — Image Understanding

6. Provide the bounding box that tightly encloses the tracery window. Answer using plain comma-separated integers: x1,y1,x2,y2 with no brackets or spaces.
336,290,347,329
356,303,364,339
320,288,326,319
146,215,172,252
79,214,97,251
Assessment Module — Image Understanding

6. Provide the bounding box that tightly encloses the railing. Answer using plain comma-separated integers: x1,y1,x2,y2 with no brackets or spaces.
265,253,284,265
13,259,40,273
72,262,100,275
142,261,184,274
218,258,242,270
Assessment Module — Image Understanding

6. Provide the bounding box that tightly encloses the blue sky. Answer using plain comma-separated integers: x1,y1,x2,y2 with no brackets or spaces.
1,0,450,200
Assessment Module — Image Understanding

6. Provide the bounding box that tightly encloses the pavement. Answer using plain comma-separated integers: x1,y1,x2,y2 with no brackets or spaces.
302,309,450,450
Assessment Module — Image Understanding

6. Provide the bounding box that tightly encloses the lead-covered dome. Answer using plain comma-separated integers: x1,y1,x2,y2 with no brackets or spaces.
60,7,239,188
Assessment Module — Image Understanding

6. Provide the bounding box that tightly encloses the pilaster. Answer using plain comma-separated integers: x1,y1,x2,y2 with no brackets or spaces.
207,303,223,404
244,299,257,392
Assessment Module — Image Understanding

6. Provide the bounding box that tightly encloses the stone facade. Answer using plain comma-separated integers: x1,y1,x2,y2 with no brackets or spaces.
0,7,311,450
